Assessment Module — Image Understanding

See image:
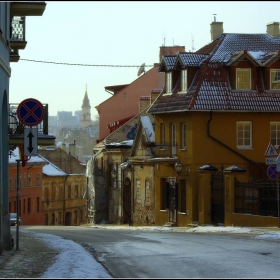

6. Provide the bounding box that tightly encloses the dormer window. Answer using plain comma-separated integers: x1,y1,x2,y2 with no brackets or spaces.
270,69,280,90
180,69,187,92
236,68,251,90
166,72,172,94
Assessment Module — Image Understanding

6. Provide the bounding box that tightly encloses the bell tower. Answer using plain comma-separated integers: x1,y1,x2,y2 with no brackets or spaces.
80,84,93,128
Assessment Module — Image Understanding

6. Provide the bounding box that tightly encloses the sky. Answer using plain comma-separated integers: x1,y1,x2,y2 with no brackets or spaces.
15,225,280,278
9,1,280,118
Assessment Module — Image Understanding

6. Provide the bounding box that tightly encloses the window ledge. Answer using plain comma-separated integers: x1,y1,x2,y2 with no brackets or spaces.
178,212,186,215
237,147,253,150
178,91,187,94
179,148,186,151
160,209,167,212
163,92,172,96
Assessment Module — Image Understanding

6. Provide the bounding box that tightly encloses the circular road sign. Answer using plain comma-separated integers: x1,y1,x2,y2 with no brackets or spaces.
266,165,279,180
17,98,44,126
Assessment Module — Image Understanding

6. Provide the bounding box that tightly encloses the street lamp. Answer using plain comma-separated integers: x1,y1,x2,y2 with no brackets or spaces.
174,161,183,174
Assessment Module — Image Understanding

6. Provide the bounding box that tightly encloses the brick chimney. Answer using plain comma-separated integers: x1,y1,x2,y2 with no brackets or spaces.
69,140,76,158
210,14,223,41
266,22,280,37
159,45,185,62
139,96,150,112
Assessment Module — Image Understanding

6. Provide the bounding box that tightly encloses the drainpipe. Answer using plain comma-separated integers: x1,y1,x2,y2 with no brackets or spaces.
207,111,252,163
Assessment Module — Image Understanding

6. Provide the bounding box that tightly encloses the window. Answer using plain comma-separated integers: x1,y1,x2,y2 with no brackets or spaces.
23,174,26,187
28,174,31,187
237,121,252,148
136,179,141,203
166,72,172,93
36,197,40,212
270,69,280,89
75,185,78,197
270,122,280,147
236,68,251,90
181,69,187,92
52,185,55,200
68,185,71,198
36,173,40,186
145,180,150,206
181,123,186,149
27,198,31,213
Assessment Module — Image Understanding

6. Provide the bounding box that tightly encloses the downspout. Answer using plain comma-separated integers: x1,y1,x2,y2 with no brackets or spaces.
207,111,253,163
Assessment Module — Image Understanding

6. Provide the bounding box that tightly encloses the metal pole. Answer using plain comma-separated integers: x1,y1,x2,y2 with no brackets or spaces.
16,159,20,250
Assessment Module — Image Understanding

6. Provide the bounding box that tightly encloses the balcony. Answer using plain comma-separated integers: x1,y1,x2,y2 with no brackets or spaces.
9,2,47,62
10,2,47,17
10,16,27,62
9,103,56,149
143,141,179,159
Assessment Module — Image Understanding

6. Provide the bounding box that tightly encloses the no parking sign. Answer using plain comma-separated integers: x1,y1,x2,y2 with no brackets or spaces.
267,165,279,180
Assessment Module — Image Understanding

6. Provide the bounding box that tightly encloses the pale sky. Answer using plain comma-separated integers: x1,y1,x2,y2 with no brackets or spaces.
14,225,280,278
9,1,280,117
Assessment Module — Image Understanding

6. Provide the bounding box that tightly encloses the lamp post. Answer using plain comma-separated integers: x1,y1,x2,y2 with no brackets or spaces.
174,161,183,175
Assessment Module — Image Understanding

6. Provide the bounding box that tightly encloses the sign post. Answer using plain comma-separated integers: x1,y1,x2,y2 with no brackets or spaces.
15,98,44,249
265,142,280,228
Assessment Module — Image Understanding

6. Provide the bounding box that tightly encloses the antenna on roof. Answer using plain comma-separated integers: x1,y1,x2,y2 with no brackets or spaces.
213,13,217,22
137,63,145,76
191,34,195,52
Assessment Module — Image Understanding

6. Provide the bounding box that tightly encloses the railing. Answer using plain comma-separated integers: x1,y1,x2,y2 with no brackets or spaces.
11,16,25,41
9,103,49,135
235,180,278,217
142,141,178,157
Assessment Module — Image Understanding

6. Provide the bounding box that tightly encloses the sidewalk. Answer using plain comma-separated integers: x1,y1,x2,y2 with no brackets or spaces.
0,230,58,278
0,225,280,278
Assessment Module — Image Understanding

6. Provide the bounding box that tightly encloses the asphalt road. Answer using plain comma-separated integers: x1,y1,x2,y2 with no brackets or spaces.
24,225,280,278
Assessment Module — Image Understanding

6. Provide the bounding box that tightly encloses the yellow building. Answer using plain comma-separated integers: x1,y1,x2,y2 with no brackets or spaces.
147,21,280,227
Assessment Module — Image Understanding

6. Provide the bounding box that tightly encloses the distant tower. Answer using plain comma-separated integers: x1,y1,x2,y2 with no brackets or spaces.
80,84,93,128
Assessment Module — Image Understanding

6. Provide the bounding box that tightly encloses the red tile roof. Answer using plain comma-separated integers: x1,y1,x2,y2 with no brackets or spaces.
148,33,280,115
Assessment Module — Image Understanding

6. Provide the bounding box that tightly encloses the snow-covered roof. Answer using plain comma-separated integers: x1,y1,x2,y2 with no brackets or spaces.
9,147,67,176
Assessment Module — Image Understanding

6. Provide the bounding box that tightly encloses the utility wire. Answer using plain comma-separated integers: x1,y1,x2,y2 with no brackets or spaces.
20,58,154,67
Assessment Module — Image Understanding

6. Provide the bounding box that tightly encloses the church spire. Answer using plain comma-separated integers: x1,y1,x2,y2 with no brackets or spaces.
80,85,92,128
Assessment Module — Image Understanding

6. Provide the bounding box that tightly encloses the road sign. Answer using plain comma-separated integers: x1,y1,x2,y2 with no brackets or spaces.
24,127,38,156
264,142,278,157
17,98,44,126
266,157,277,165
267,165,279,180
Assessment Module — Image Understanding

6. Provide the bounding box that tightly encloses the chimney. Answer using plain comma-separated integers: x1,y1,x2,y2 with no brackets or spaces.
159,45,185,62
210,14,223,41
139,96,150,112
266,22,280,37
69,140,76,158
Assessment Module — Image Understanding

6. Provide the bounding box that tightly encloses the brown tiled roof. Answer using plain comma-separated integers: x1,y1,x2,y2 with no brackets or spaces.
147,33,280,115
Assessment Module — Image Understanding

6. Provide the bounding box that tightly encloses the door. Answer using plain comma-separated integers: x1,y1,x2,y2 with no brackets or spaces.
168,177,178,223
211,172,224,225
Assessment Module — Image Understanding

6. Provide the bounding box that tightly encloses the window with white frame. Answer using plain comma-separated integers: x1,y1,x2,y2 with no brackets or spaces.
270,122,280,147
237,121,252,148
236,68,251,90
181,123,186,149
181,69,187,92
166,72,172,93
270,69,280,90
